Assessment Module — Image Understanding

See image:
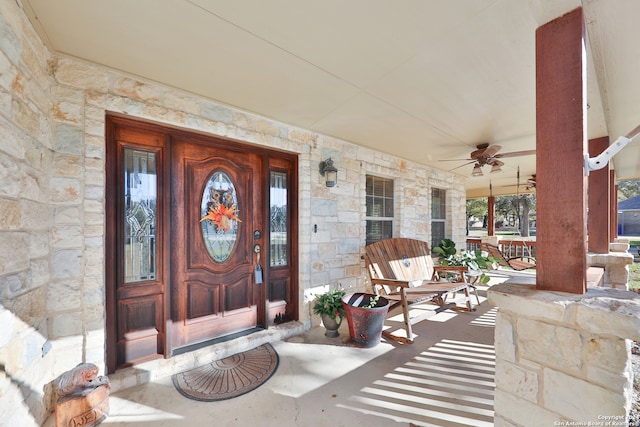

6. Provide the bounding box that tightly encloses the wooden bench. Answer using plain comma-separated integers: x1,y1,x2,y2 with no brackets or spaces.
365,238,474,344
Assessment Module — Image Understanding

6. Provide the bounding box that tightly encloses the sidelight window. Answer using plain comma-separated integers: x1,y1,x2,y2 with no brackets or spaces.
270,171,288,266
123,149,157,283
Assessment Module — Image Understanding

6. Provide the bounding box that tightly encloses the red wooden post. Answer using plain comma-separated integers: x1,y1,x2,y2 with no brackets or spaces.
487,196,495,236
535,8,587,294
588,137,610,253
610,172,618,240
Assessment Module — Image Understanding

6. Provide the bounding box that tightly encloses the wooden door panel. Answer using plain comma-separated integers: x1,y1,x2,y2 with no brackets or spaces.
116,293,163,365
186,281,220,320
170,136,263,351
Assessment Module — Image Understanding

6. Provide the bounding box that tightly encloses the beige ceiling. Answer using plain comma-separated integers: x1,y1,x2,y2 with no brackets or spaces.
23,0,640,197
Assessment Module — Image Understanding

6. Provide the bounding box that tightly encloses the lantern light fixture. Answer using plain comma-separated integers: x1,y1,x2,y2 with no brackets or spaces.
319,158,337,187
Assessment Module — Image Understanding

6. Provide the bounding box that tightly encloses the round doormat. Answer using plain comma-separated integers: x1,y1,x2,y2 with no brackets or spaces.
172,343,279,402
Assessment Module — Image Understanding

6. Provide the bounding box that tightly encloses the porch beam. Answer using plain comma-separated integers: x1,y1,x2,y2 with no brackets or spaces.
535,7,587,294
588,137,610,253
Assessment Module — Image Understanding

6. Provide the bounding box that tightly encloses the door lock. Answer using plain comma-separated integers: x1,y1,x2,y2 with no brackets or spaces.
254,244,263,284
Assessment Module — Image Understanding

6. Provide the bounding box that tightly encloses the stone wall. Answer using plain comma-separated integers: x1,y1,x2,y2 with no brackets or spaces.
489,282,640,426
0,0,55,425
0,1,466,424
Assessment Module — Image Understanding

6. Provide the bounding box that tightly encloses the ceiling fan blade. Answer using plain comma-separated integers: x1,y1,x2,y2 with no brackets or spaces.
448,161,476,171
470,143,500,159
495,149,536,158
439,158,474,162
481,144,502,158
487,159,505,167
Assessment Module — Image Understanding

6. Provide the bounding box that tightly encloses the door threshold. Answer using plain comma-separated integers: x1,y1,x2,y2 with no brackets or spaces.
172,327,265,356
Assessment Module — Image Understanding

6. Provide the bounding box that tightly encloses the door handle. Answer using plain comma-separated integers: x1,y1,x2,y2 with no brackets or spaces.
254,244,263,284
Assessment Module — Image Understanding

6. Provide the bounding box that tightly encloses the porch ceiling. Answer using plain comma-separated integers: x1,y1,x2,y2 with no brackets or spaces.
23,0,640,197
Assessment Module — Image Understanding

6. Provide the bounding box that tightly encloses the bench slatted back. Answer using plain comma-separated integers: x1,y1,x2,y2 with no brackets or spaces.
365,238,436,282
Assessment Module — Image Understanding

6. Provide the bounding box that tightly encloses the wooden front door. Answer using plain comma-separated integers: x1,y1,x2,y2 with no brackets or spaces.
106,115,298,372
169,136,263,349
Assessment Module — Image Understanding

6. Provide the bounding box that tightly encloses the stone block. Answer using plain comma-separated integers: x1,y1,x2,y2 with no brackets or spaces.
584,336,629,372
52,154,83,178
47,280,81,312
488,283,567,323
0,153,22,198
53,100,83,125
494,389,560,427
53,58,109,92
574,292,640,340
51,249,82,279
494,359,539,403
494,313,516,362
0,198,20,229
516,318,583,374
610,242,630,252
54,124,83,155
50,177,81,203
543,368,626,422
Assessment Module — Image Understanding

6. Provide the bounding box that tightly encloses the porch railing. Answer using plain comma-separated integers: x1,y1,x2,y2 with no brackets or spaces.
466,237,536,261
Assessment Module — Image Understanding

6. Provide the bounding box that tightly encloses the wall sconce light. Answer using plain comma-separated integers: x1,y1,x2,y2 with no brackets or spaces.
471,163,483,177
319,158,337,187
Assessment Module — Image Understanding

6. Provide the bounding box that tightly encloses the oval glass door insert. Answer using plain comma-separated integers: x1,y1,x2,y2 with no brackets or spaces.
200,171,241,262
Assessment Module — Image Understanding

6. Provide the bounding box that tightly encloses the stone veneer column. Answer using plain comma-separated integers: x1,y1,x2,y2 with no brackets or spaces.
489,283,640,426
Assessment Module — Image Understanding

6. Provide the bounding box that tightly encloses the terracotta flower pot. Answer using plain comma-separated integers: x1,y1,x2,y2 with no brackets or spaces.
342,293,390,348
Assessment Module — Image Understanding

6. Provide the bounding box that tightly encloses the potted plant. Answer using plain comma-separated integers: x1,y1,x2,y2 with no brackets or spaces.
341,292,390,347
440,249,496,284
432,238,457,258
312,289,346,337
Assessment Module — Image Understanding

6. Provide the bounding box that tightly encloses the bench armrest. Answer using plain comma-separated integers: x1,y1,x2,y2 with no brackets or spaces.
370,278,412,288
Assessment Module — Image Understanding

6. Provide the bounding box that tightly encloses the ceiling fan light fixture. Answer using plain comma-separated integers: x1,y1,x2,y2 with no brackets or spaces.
490,164,502,173
472,164,483,177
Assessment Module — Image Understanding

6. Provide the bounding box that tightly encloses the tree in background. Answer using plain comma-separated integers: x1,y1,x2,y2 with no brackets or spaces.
495,194,536,237
466,198,488,233
618,179,640,201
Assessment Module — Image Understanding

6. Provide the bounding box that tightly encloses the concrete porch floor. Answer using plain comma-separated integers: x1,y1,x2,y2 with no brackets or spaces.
51,272,525,427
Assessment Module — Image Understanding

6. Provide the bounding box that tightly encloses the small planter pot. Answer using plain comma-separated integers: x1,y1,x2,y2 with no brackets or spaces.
321,313,342,338
342,293,390,348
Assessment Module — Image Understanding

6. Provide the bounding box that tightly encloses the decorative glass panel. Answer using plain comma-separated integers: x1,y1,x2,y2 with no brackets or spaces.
200,171,240,262
270,171,288,267
124,149,157,283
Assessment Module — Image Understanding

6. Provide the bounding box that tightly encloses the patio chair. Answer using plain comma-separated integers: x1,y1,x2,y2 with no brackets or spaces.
365,238,474,344
481,242,536,271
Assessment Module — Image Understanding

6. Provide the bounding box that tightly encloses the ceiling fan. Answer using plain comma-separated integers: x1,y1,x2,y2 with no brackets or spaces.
499,169,536,192
444,143,536,176
526,174,537,190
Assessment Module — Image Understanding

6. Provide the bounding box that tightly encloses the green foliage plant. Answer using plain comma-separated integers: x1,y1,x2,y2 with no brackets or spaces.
313,289,346,320
362,294,380,308
440,249,497,284
432,239,457,258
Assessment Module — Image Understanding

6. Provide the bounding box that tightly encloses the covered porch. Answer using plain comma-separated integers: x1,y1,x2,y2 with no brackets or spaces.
50,273,507,427
3,1,640,426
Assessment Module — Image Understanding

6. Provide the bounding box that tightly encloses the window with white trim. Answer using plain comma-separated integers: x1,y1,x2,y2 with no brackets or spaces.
366,175,394,245
431,188,447,251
